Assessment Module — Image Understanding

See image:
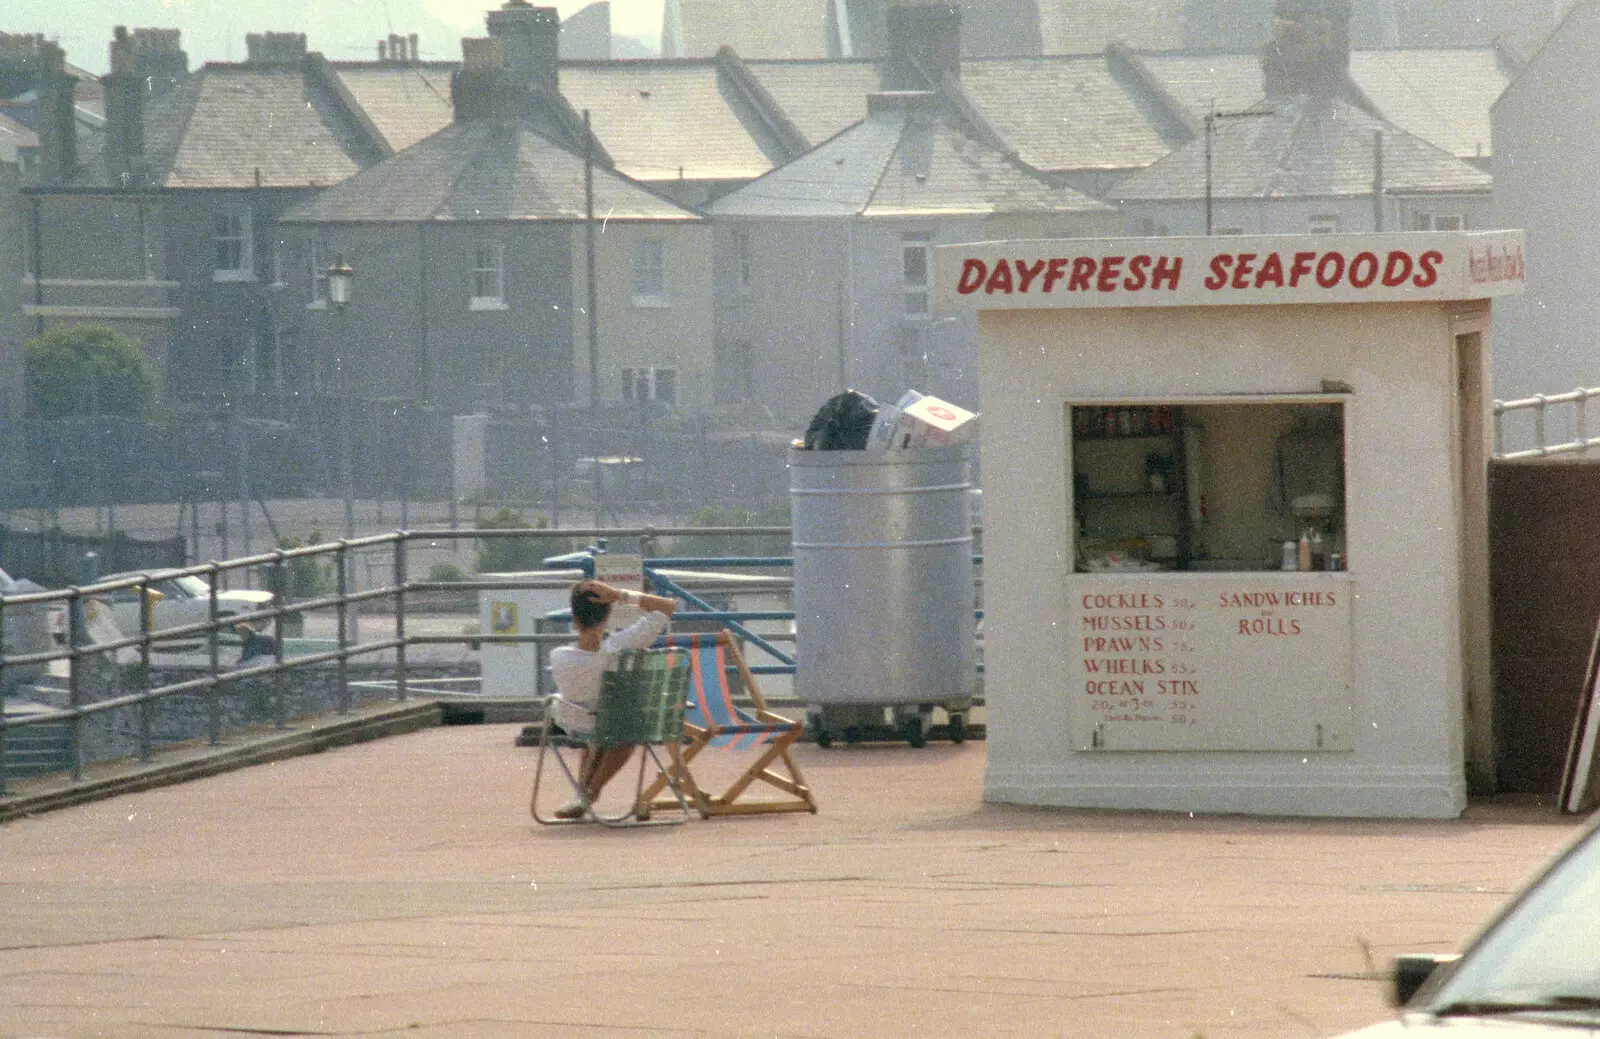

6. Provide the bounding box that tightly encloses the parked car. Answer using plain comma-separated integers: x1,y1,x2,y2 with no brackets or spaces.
1331,813,1600,1037
50,571,274,643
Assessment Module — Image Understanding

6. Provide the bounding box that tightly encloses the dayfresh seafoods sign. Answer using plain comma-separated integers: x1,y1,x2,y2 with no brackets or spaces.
936,231,1524,311
1068,574,1355,752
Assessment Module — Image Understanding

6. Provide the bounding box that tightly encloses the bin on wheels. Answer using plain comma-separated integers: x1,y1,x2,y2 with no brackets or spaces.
789,444,977,747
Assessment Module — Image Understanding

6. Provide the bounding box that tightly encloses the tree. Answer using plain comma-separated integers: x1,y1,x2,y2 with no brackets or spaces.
24,323,159,419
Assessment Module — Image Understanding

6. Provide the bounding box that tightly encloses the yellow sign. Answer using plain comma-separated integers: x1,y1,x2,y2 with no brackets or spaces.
489,601,518,635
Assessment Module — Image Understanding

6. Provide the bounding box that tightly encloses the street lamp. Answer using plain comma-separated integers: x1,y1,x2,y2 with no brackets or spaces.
326,254,358,641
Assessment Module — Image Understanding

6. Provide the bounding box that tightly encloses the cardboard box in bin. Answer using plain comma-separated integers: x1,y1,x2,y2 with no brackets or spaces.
871,392,978,450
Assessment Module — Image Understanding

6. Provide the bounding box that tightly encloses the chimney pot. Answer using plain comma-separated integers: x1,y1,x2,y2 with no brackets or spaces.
245,31,308,66
1261,0,1352,98
486,2,560,94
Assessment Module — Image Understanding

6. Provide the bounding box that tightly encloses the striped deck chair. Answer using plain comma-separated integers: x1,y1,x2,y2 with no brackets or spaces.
638,631,817,818
530,647,697,828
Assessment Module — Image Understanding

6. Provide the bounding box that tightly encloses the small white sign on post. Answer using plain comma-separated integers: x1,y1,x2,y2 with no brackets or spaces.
593,553,645,631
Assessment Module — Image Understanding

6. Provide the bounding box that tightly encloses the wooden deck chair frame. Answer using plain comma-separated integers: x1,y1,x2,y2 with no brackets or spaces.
639,631,817,818
531,648,698,828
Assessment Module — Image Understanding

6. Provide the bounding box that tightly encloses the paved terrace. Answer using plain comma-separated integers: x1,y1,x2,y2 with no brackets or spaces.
0,723,1584,1039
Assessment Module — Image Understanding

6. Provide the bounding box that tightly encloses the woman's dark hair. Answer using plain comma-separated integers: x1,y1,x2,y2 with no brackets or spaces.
570,584,611,630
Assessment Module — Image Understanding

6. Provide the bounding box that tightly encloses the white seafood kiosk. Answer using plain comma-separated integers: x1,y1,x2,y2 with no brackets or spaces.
940,231,1524,818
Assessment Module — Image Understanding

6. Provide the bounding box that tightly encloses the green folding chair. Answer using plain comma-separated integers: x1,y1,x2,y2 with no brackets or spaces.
530,647,698,827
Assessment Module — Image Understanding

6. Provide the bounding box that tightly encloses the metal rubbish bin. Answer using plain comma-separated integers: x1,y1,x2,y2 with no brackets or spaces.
789,444,976,746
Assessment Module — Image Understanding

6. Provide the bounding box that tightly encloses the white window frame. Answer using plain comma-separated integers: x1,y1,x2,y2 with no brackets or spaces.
470,240,507,310
1307,214,1340,234
307,241,329,308
622,366,678,405
213,204,254,282
1414,212,1465,232
630,237,669,307
902,231,932,320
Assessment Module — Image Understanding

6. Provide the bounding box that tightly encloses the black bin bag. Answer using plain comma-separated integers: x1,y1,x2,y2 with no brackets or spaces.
801,390,880,451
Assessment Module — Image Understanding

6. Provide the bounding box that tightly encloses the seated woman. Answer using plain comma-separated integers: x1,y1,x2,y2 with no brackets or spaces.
547,579,678,819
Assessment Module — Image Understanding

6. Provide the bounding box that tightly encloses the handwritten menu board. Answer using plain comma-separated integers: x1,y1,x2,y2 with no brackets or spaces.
1068,574,1354,752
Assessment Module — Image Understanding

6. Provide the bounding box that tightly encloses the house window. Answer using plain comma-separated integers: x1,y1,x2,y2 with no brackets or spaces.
1414,213,1465,231
470,241,506,309
903,232,932,319
622,366,678,405
1308,214,1339,234
213,205,253,281
1214,226,1245,236
309,241,329,306
631,237,668,305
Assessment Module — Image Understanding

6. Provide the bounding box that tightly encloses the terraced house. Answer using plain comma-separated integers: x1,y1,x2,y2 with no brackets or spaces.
11,0,1535,435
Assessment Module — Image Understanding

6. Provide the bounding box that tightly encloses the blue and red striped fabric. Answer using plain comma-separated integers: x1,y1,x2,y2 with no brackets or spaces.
658,634,793,750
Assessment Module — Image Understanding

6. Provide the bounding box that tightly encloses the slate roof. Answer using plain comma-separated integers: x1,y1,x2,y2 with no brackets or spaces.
561,60,787,183
958,56,1180,174
1348,49,1507,163
0,110,37,150
710,92,1113,219
278,117,701,224
149,65,376,189
330,64,457,153
1107,95,1492,203
743,59,882,145
1140,49,1510,164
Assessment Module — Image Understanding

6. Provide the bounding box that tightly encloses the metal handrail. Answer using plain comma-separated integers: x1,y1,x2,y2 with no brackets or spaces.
1493,386,1600,460
0,524,985,794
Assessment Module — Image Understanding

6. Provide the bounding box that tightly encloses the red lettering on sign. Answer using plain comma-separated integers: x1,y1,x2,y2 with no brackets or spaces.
985,258,1014,294
957,259,987,294
1043,257,1069,292
1231,253,1258,289
1349,251,1379,288
1205,254,1231,291
1289,251,1316,287
1015,259,1046,293
1125,254,1151,291
1068,257,1096,292
1097,256,1125,292
1152,256,1182,290
1414,249,1442,288
1256,251,1285,288
1382,250,1413,287
1316,251,1345,287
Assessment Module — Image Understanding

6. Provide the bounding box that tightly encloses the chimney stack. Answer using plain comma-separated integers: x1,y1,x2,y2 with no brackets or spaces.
35,40,76,185
104,26,146,186
245,31,308,66
132,28,186,94
883,3,962,90
1261,0,1353,98
451,36,519,122
486,1,560,95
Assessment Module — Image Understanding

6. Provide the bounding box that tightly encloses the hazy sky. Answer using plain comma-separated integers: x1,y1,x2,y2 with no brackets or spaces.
426,0,663,38
6,0,665,71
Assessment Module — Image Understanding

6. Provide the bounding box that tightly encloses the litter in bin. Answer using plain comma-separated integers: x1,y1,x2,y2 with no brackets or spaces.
869,390,979,451
800,389,880,450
